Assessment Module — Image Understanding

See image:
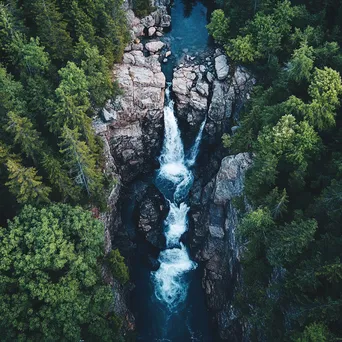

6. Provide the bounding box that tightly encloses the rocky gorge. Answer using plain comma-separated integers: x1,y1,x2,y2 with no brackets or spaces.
94,0,255,340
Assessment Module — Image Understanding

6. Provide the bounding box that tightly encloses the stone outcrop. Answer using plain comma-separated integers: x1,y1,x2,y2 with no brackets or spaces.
138,187,166,249
215,55,229,81
102,49,165,182
125,4,171,41
172,50,255,140
145,40,165,53
190,153,252,341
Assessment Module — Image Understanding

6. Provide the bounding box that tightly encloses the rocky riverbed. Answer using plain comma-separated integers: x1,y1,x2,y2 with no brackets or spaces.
94,0,255,339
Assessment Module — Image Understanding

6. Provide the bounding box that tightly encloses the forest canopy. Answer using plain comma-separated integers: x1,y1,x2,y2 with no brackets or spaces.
0,0,130,340
208,0,342,340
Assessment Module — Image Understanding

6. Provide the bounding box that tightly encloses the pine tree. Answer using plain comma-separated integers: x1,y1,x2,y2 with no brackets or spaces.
42,153,80,201
59,126,103,199
24,0,73,62
74,37,113,109
49,62,94,146
6,111,42,162
5,159,51,204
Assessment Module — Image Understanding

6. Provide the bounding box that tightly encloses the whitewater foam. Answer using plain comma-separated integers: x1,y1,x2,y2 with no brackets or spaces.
152,85,204,310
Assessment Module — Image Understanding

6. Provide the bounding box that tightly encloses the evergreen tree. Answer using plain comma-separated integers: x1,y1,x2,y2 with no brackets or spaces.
5,159,51,204
0,204,123,341
59,126,103,201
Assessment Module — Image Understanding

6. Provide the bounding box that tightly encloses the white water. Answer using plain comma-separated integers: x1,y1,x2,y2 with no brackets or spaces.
152,86,205,310
187,118,206,168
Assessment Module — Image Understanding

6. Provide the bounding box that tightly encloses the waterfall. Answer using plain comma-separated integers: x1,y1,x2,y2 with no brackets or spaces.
186,118,206,168
152,86,205,310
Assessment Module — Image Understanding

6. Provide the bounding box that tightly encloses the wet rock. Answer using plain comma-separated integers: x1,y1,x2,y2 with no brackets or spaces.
103,107,117,122
207,80,235,139
206,71,214,83
196,79,209,97
132,42,144,51
231,126,239,135
165,50,171,58
141,15,155,28
213,154,252,205
199,65,206,73
215,55,229,80
190,91,207,111
138,188,166,249
147,255,161,270
148,27,157,36
160,13,171,27
145,40,165,53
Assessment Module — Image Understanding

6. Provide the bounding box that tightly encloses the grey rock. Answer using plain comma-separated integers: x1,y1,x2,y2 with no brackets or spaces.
145,41,165,53
196,79,209,97
199,65,206,73
206,71,214,83
213,153,253,205
190,91,207,111
215,55,229,80
148,26,157,36
141,15,155,28
132,42,144,51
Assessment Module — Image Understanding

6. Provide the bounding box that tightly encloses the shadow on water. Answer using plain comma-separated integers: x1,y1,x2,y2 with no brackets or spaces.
161,0,216,81
129,1,215,340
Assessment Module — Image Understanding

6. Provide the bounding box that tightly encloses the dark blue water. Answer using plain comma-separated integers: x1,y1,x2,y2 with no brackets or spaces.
129,1,215,341
162,0,215,81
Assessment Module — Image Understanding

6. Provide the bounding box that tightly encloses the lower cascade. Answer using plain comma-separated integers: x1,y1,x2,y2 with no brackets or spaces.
152,87,205,310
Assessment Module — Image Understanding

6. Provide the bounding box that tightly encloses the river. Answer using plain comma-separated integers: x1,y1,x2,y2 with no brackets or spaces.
130,1,215,340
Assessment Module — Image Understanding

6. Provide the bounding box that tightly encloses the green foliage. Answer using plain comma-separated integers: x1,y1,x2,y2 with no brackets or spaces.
221,133,232,148
267,217,317,267
207,10,229,44
107,249,129,285
0,204,121,341
287,42,315,83
59,126,104,201
306,67,342,130
0,0,128,212
211,0,342,339
296,323,331,342
74,37,114,108
133,0,154,18
5,159,51,204
227,34,259,63
25,0,73,62
6,111,42,162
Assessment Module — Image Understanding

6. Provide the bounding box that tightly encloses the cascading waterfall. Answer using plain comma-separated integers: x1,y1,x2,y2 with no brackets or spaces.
186,118,206,168
152,86,205,310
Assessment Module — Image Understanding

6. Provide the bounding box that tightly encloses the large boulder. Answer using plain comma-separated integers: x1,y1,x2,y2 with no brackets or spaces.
215,55,229,80
145,41,165,53
138,188,166,249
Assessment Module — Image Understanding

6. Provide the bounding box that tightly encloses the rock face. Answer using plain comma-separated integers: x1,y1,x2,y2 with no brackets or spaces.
190,153,253,340
138,187,166,249
125,4,171,42
172,51,255,140
172,65,208,127
104,49,165,182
